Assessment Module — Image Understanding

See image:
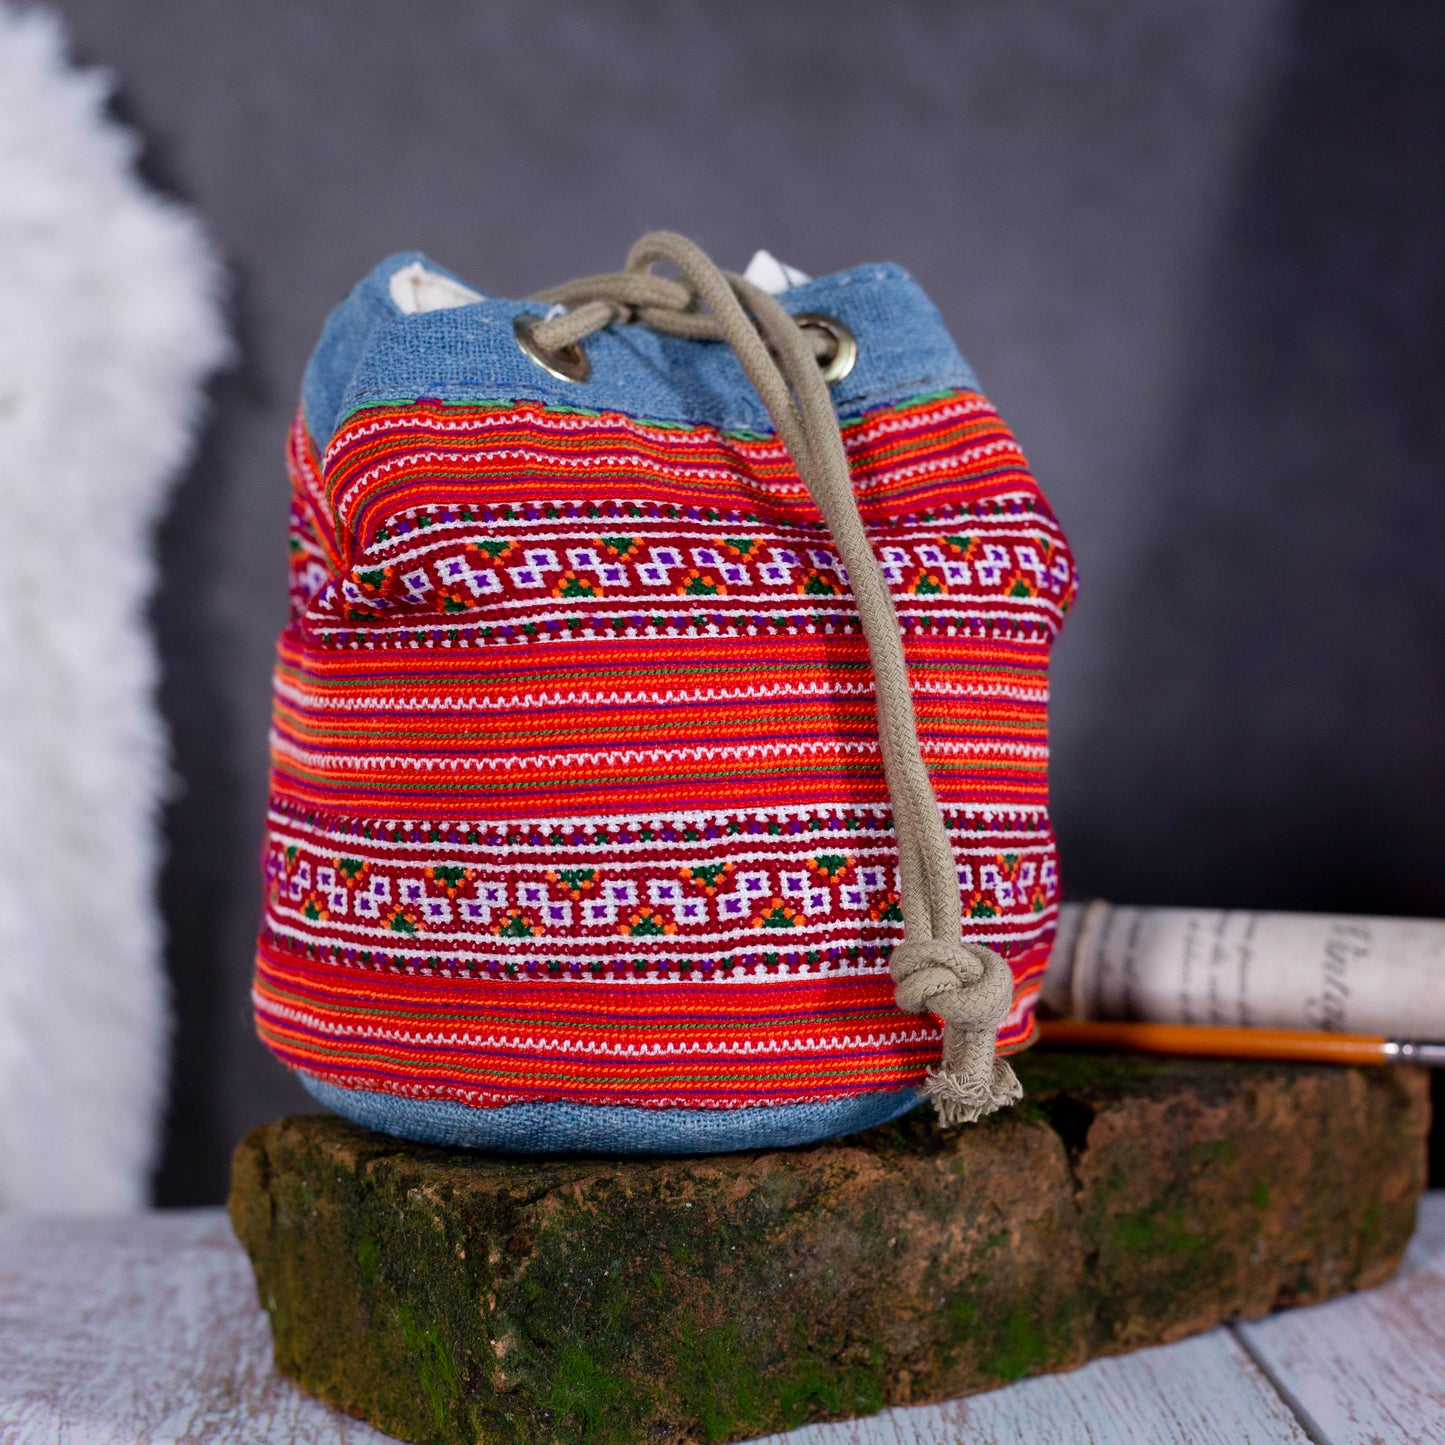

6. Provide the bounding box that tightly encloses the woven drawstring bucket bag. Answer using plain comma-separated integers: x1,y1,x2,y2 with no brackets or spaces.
256,232,1077,1153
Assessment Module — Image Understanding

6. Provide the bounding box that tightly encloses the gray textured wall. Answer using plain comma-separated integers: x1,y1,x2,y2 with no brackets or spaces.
47,0,1445,1203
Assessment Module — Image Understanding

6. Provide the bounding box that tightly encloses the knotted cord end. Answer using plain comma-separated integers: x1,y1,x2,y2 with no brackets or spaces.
922,1052,1023,1127
890,937,1022,1127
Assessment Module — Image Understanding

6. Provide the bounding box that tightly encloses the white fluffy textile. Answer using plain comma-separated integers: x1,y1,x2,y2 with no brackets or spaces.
0,7,226,1210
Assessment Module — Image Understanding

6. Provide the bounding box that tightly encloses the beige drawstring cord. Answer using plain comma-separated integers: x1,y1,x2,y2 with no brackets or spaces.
528,233,1021,1125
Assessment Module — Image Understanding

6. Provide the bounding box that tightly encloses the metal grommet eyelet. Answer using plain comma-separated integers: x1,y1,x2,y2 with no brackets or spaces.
513,314,591,383
793,312,858,385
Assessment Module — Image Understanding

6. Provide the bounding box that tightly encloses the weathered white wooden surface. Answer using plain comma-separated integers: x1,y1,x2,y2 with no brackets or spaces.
754,1329,1312,1444
0,1210,390,1443
0,1196,1440,1445
1236,1190,1445,1445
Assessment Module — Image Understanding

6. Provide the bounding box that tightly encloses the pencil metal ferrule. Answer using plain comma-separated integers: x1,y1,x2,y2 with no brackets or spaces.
1386,1040,1445,1067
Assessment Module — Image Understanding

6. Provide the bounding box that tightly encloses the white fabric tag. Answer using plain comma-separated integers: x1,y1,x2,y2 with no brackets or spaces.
391,253,805,314
389,261,484,314
742,250,811,294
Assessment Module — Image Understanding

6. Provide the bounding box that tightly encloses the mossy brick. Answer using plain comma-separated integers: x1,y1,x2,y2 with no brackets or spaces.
228,1055,1430,1445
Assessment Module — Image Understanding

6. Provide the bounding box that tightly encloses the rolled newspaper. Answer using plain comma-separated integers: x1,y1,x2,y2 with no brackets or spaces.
1043,902,1445,1038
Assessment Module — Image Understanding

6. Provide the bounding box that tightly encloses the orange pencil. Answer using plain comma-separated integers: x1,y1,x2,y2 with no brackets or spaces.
1036,1019,1445,1067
